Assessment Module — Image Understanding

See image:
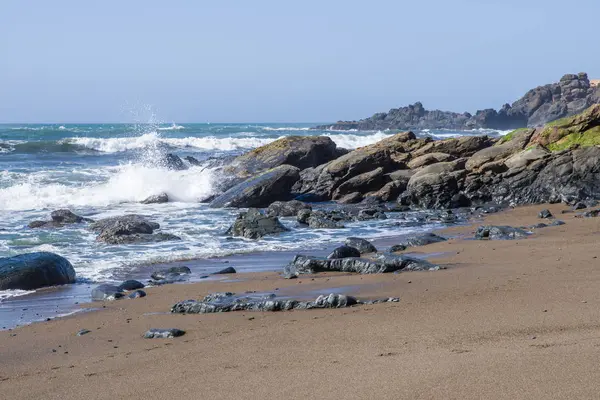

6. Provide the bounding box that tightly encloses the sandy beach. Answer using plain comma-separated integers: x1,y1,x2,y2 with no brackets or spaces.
3,204,600,399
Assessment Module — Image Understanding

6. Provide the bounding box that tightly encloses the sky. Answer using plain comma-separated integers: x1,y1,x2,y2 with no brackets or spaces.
1,0,599,123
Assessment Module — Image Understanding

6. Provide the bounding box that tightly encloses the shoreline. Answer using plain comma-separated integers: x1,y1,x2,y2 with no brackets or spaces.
5,203,600,399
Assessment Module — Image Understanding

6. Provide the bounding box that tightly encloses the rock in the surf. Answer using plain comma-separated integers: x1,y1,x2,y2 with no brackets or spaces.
141,193,169,204
213,266,237,274
144,328,186,339
91,284,124,301
29,209,93,228
210,165,301,208
151,266,191,281
345,237,377,254
226,208,289,239
0,252,76,290
389,233,447,252
90,214,180,244
474,225,529,240
266,200,312,217
118,280,145,291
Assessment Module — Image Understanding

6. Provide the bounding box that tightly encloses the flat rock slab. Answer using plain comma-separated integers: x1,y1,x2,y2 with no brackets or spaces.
144,328,186,339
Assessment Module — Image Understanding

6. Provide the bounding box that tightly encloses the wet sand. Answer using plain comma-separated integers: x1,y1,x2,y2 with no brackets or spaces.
3,204,600,399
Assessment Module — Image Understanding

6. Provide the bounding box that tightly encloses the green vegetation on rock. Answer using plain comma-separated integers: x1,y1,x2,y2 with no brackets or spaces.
530,104,600,151
546,126,600,151
498,128,529,144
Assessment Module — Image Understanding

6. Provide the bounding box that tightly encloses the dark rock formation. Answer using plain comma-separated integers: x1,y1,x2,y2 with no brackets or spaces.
538,209,553,219
226,209,289,239
141,193,169,204
171,292,363,314
389,233,447,252
209,165,300,208
213,266,237,274
345,237,377,254
162,154,188,170
474,226,529,240
327,245,361,259
91,284,124,301
29,209,93,229
128,290,146,299
118,280,145,291
90,214,180,244
144,328,186,338
315,73,600,130
0,252,76,290
266,200,311,217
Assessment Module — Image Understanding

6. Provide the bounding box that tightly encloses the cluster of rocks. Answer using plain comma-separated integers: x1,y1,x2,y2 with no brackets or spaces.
316,73,600,130
171,292,397,314
203,104,600,217
91,281,147,301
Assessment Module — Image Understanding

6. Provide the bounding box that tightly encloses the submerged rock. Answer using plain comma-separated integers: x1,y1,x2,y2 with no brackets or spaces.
226,209,289,239
144,328,186,339
141,193,169,204
474,225,529,240
345,237,377,254
266,200,312,217
327,245,361,259
91,284,124,301
0,252,76,290
29,209,93,229
151,266,191,281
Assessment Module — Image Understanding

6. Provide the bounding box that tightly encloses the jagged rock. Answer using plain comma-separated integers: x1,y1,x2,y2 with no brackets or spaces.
151,266,191,281
297,208,312,225
226,209,289,239
144,328,186,339
389,233,447,252
162,154,188,170
466,129,534,172
128,290,146,299
118,280,145,291
213,267,237,274
306,212,345,229
401,170,466,209
332,167,387,200
327,245,361,259
373,253,441,272
0,252,76,290
355,208,387,221
91,284,124,301
266,200,311,217
29,209,93,229
345,237,377,254
171,293,360,314
538,209,553,219
141,193,169,204
412,136,495,158
210,165,300,208
474,225,529,240
224,136,341,178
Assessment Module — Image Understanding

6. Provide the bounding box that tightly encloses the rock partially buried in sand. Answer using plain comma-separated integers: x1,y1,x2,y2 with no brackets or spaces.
0,252,76,290
226,208,289,239
144,328,186,339
327,245,361,259
151,266,191,281
91,284,124,301
474,225,529,240
389,233,447,252
128,290,146,299
345,237,377,254
538,209,553,219
213,267,237,275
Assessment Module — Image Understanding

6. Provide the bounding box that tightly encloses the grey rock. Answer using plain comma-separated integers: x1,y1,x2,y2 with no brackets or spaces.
144,328,186,339
76,329,91,336
141,193,169,204
151,266,191,281
29,209,93,228
389,233,447,252
90,214,180,244
538,209,553,219
226,208,289,239
213,267,237,274
118,280,145,291
0,252,76,290
474,225,529,240
91,284,124,301
345,237,377,254
327,245,361,259
374,253,441,272
128,290,146,299
266,200,311,217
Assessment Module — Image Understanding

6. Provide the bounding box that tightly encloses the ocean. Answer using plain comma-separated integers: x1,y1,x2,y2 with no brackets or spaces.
0,122,509,325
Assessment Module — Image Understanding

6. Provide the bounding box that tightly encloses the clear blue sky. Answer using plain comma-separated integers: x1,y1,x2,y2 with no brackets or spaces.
1,0,598,123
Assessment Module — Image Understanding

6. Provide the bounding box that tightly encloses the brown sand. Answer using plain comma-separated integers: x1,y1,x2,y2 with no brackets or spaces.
3,204,600,399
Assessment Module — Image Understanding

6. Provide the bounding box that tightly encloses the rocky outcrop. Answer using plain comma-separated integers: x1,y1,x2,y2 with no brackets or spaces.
90,215,180,244
29,209,93,229
315,73,600,130
0,252,76,290
210,165,300,208
266,200,311,217
226,209,289,239
224,136,342,178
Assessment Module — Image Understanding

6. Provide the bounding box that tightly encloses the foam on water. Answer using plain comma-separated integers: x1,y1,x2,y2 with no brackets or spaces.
0,290,36,303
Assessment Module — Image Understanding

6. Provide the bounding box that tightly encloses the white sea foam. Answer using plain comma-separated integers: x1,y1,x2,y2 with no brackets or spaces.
329,131,394,148
261,126,312,131
0,163,216,211
0,289,35,302
157,124,185,131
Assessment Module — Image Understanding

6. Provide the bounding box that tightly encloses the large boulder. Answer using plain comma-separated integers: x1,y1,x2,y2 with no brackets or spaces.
402,170,466,209
210,165,300,208
466,128,534,172
224,136,341,178
407,153,455,169
345,237,377,254
90,215,180,245
412,136,495,158
226,209,289,239
0,252,76,290
332,167,387,200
